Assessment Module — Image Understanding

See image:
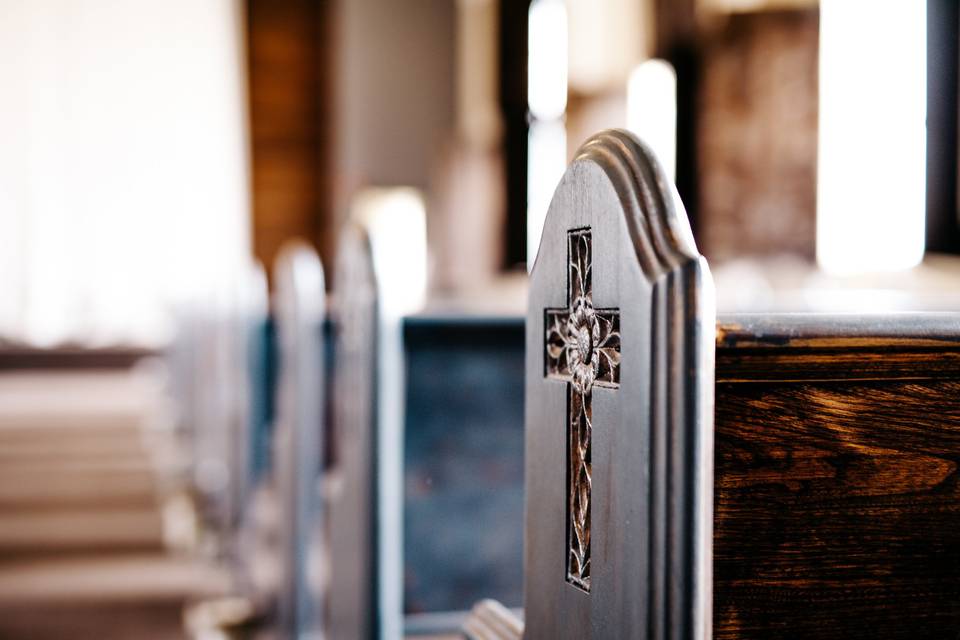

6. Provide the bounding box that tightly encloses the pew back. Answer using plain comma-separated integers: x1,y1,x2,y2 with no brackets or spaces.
524,130,715,638
169,268,262,553
328,223,381,640
273,241,326,636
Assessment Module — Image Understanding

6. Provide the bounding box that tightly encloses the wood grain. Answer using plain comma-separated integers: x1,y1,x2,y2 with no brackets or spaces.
715,322,960,639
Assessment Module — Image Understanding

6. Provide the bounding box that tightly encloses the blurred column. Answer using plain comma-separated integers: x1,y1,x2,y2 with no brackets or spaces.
430,0,507,294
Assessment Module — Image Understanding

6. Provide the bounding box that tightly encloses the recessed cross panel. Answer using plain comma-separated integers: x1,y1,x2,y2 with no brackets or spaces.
545,229,621,592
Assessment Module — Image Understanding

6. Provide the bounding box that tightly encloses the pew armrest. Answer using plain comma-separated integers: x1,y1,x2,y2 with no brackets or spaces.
462,599,523,640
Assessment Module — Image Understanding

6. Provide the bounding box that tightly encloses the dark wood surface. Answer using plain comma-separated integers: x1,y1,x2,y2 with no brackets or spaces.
718,313,960,349
714,313,960,638
0,346,154,370
717,313,960,381
524,130,714,639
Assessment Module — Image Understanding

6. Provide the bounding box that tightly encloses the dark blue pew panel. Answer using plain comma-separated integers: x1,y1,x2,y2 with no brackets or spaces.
402,315,525,615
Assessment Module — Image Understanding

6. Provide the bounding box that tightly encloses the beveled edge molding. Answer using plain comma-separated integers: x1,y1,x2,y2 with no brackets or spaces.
574,129,699,280
575,129,715,639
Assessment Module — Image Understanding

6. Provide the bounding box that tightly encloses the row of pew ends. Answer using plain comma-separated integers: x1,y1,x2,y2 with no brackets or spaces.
167,130,960,639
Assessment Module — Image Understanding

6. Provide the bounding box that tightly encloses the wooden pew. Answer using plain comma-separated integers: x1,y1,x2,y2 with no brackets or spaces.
220,262,278,599
327,220,403,639
519,129,714,639
713,313,960,638
0,357,232,639
466,129,960,639
170,301,249,550
0,368,170,551
187,246,328,638
329,222,526,638
270,241,328,637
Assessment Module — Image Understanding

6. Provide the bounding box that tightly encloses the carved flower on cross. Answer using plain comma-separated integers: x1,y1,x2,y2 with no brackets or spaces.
545,230,621,396
547,296,621,396
566,297,600,393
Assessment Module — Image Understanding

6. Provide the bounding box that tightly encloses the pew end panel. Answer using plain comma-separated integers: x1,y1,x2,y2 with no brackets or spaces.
522,130,715,638
271,241,327,637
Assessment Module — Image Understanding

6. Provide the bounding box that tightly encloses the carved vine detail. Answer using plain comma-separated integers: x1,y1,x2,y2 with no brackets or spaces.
545,229,620,592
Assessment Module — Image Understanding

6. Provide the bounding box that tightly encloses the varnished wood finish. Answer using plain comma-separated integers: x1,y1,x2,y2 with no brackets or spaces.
714,313,960,639
718,313,960,350
525,130,714,639
717,313,960,381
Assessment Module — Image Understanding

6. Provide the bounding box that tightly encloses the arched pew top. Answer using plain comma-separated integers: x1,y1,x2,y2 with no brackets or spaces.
273,240,326,331
525,129,714,639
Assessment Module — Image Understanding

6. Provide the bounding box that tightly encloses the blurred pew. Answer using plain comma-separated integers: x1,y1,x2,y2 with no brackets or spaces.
0,358,229,639
326,219,525,640
183,245,329,639
270,241,327,636
0,369,167,550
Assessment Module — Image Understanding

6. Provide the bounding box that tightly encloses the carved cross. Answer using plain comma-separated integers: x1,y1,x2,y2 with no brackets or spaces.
545,228,621,592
